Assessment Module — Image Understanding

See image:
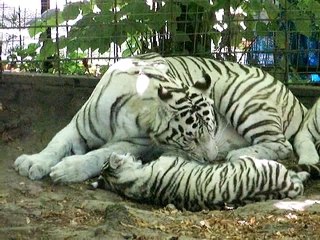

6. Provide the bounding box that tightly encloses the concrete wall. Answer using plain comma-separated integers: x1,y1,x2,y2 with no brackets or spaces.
0,72,319,144
0,73,98,144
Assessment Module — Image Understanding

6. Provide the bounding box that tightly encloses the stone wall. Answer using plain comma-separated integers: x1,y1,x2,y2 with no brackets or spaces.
289,85,320,108
0,73,98,144
0,72,319,143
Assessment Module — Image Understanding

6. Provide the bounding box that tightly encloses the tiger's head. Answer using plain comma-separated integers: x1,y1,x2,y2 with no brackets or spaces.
150,73,219,162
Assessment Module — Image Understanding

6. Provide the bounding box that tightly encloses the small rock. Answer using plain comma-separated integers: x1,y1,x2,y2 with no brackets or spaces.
81,200,113,212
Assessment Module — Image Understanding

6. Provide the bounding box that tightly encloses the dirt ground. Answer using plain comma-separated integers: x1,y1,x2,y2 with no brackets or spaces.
1,78,320,239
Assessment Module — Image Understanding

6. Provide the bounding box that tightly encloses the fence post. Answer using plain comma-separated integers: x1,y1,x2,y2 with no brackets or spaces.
55,4,60,76
18,6,23,67
41,0,52,73
284,0,289,85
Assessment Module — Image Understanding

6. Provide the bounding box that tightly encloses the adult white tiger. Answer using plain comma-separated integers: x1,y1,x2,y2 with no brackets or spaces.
14,53,309,183
14,53,217,182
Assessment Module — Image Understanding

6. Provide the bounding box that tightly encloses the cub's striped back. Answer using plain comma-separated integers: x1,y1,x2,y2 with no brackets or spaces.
92,153,309,211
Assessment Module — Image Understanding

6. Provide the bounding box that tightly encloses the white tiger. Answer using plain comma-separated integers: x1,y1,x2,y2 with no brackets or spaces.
294,98,320,165
91,153,310,211
14,53,308,183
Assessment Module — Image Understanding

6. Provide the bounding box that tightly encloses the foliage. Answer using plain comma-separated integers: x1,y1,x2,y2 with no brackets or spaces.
7,44,87,75
3,0,318,76
27,0,320,63
7,44,42,72
56,51,87,75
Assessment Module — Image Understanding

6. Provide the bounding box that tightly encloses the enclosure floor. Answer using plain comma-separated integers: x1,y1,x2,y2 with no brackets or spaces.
1,136,320,239
1,95,320,239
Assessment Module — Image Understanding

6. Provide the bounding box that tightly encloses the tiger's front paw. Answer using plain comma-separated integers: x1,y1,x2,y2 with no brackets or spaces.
50,155,101,183
226,148,258,161
14,154,53,180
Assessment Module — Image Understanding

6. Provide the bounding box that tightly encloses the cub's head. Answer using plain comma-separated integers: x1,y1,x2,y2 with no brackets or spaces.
152,73,219,162
91,153,142,191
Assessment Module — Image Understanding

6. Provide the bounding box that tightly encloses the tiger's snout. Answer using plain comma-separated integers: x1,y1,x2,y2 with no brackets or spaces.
193,139,219,163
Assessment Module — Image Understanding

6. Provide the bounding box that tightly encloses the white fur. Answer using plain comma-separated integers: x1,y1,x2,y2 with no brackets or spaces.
294,98,320,164
14,54,310,183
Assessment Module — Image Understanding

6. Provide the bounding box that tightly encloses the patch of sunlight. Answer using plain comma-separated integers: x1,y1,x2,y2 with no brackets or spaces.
136,73,150,96
274,199,320,211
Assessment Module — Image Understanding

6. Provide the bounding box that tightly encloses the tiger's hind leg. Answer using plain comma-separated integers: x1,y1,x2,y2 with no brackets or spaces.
220,102,298,162
226,138,293,162
294,131,319,164
14,122,87,180
293,100,320,164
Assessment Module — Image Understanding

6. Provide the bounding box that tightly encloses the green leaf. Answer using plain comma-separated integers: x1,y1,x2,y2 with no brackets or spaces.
65,39,79,53
80,2,92,15
208,29,221,46
188,0,213,9
264,0,280,19
28,20,47,37
158,1,181,23
28,10,64,38
62,2,81,21
173,31,191,42
256,22,269,36
57,36,70,50
95,0,114,12
46,11,64,26
120,0,151,20
293,13,312,37
39,40,56,60
275,31,286,49
242,30,255,41
248,0,264,14
211,0,229,11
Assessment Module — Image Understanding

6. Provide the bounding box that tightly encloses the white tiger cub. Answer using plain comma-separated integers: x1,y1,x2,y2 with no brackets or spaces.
92,153,310,211
14,53,308,183
294,98,320,165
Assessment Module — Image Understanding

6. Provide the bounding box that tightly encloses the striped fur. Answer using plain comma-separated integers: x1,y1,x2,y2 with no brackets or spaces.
161,55,307,161
294,98,320,164
14,53,307,183
93,153,309,211
289,163,320,179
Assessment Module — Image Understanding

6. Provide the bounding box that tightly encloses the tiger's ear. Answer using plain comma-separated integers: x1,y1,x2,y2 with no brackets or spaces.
109,154,125,169
193,73,211,91
158,84,173,101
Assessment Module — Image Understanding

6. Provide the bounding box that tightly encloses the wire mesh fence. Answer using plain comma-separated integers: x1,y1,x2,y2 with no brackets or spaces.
0,0,320,85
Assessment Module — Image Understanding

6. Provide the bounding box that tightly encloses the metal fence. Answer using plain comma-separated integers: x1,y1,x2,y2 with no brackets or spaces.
0,0,320,85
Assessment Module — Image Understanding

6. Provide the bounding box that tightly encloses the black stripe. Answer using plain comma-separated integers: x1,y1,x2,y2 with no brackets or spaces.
243,118,280,136
207,59,223,75
75,113,88,146
110,94,134,135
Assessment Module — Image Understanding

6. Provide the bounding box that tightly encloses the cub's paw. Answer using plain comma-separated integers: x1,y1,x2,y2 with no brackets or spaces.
296,171,310,182
50,155,99,183
14,154,52,180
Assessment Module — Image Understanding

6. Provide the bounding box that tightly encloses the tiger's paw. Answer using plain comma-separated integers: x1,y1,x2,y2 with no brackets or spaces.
298,155,319,165
14,154,53,180
296,171,310,182
50,155,100,183
226,148,259,161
